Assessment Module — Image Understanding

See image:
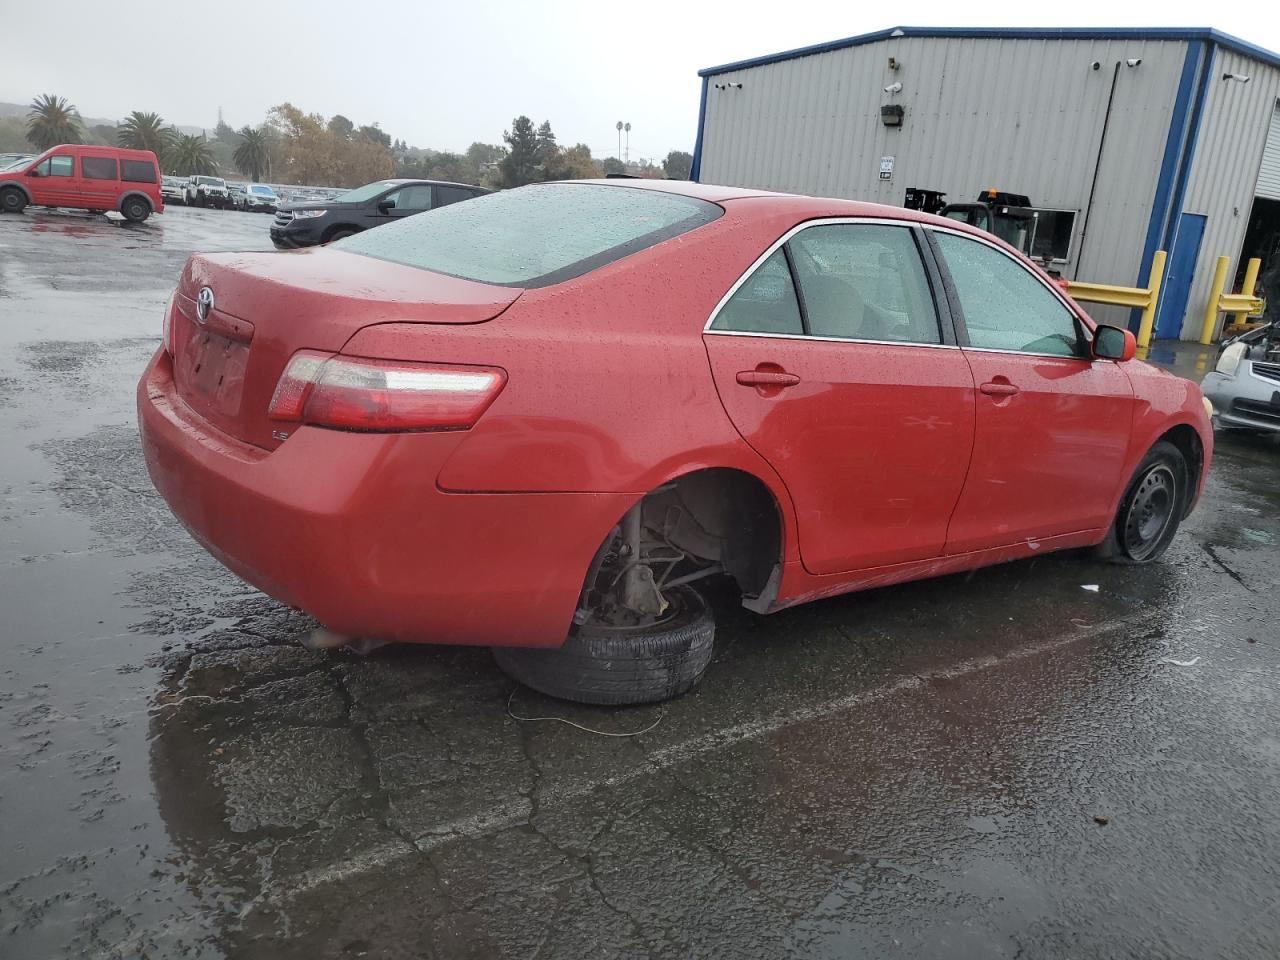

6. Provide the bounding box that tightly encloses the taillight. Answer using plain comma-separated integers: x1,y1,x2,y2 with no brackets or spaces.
268,350,506,432
162,293,175,356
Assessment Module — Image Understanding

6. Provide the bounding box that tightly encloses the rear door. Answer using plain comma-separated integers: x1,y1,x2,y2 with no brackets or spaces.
78,153,119,209
927,228,1134,553
703,219,976,574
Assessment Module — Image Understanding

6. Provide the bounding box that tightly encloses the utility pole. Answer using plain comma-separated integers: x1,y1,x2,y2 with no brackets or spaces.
624,122,631,164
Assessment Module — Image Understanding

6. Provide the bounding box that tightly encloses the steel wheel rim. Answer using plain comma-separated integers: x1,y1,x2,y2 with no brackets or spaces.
1122,464,1177,560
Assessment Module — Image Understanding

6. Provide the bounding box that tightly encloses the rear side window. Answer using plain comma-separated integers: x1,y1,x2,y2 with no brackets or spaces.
121,159,157,183
788,224,940,344
81,156,118,180
335,183,722,287
933,232,1084,358
709,249,803,335
436,185,479,207
37,155,74,177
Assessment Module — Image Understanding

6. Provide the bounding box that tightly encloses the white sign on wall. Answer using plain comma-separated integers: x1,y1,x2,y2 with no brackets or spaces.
879,156,895,181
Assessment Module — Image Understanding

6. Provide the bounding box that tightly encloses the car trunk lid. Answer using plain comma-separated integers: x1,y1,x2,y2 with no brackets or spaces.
172,247,522,450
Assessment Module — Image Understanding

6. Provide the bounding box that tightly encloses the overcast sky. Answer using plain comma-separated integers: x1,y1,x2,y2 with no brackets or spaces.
3,1,1277,161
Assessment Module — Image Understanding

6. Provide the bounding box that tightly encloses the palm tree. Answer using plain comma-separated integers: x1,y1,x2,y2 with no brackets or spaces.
26,94,82,150
118,111,174,162
169,134,217,176
233,126,270,182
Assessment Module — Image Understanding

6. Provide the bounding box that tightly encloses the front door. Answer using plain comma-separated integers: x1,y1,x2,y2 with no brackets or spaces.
378,183,434,222
703,221,976,575
1154,213,1208,340
928,229,1134,554
29,152,78,207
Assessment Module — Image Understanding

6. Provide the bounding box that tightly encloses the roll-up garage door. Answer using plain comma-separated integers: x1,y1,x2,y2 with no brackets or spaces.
1257,101,1280,201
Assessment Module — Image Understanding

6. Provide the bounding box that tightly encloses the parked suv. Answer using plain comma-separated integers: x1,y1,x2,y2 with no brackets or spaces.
161,176,186,205
185,175,230,208
269,178,487,248
239,183,278,212
0,145,163,222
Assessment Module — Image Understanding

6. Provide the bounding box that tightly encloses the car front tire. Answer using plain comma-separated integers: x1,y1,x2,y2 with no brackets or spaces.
1096,440,1188,564
0,187,26,214
492,584,716,705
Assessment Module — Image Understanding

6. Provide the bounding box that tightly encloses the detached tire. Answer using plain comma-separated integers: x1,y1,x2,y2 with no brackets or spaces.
0,187,26,214
493,585,715,706
1096,440,1188,564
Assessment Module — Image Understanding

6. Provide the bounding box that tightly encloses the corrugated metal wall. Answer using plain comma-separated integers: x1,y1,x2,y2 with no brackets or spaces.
1257,103,1280,200
698,34,1187,326
1178,50,1280,338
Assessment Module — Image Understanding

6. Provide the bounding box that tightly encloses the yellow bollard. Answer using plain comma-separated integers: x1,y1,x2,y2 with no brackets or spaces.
1231,257,1262,326
1199,256,1231,345
1137,249,1166,349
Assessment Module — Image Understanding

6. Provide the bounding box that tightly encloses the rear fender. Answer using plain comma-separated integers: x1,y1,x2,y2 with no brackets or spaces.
118,190,154,213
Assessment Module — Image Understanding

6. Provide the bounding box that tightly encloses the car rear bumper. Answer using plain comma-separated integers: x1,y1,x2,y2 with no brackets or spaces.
137,348,632,647
1202,367,1280,432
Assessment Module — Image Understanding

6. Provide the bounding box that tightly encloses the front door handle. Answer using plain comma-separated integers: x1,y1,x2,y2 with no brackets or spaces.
737,370,800,387
979,381,1019,397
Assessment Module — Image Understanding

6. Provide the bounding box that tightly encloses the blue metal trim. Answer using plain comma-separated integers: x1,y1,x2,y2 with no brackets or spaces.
1129,41,1203,329
691,76,708,183
698,26,1280,77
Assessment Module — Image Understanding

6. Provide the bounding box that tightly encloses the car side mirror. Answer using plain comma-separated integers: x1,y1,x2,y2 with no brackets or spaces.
1093,323,1136,362
27,169,41,177
377,198,396,213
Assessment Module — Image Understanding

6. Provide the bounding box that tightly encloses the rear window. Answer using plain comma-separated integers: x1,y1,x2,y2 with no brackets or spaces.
121,159,157,183
335,183,721,287
81,156,118,180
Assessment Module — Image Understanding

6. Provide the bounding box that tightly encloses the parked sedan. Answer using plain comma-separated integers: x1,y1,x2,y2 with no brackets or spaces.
1201,318,1280,431
269,178,487,248
138,180,1213,705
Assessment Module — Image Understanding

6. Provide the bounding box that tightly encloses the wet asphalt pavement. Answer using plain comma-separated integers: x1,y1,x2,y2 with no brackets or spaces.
1,205,1279,960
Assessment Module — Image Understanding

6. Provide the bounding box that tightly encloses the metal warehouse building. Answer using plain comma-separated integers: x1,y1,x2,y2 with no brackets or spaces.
691,27,1280,340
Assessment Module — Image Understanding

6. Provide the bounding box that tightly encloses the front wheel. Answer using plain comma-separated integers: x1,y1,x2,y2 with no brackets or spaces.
325,228,358,242
1096,440,1188,564
0,187,26,214
493,584,715,705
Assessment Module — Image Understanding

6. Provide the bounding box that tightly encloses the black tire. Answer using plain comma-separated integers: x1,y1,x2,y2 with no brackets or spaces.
1096,440,1188,564
492,584,715,706
325,228,358,243
121,197,150,223
0,187,26,214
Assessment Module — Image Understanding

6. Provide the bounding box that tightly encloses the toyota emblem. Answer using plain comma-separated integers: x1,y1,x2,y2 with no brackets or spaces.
196,286,214,323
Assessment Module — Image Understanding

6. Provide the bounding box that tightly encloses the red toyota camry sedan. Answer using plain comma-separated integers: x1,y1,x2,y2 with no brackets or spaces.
138,180,1212,704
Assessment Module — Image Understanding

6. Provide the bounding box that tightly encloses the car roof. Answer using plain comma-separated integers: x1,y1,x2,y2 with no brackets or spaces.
374,178,488,191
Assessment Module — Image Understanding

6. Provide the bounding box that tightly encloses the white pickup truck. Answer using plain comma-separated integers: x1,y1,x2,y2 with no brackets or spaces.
184,175,230,209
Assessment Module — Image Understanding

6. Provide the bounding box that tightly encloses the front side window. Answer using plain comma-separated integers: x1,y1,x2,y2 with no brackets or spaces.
709,249,803,335
933,231,1084,358
121,159,157,183
386,184,433,210
37,155,74,177
788,224,940,344
81,156,118,180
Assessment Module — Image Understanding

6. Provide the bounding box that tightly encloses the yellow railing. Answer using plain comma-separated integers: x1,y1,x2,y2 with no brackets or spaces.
1199,256,1264,343
1066,250,1165,348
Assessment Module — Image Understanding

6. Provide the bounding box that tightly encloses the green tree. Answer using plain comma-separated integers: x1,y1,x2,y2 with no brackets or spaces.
26,94,82,150
600,157,626,176
544,143,601,181
328,115,354,139
118,111,175,162
662,150,692,180
499,116,540,188
233,126,270,181
358,123,390,148
214,119,238,144
535,120,557,165
169,134,217,176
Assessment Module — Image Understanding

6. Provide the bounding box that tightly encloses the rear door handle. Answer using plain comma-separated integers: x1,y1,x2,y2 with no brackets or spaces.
979,381,1020,396
736,370,801,387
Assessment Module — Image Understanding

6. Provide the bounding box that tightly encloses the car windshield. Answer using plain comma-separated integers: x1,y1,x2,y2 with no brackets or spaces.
333,180,399,203
197,177,224,186
334,183,723,287
249,185,275,195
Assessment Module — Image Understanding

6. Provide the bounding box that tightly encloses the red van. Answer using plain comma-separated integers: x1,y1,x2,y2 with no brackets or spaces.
0,144,164,222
